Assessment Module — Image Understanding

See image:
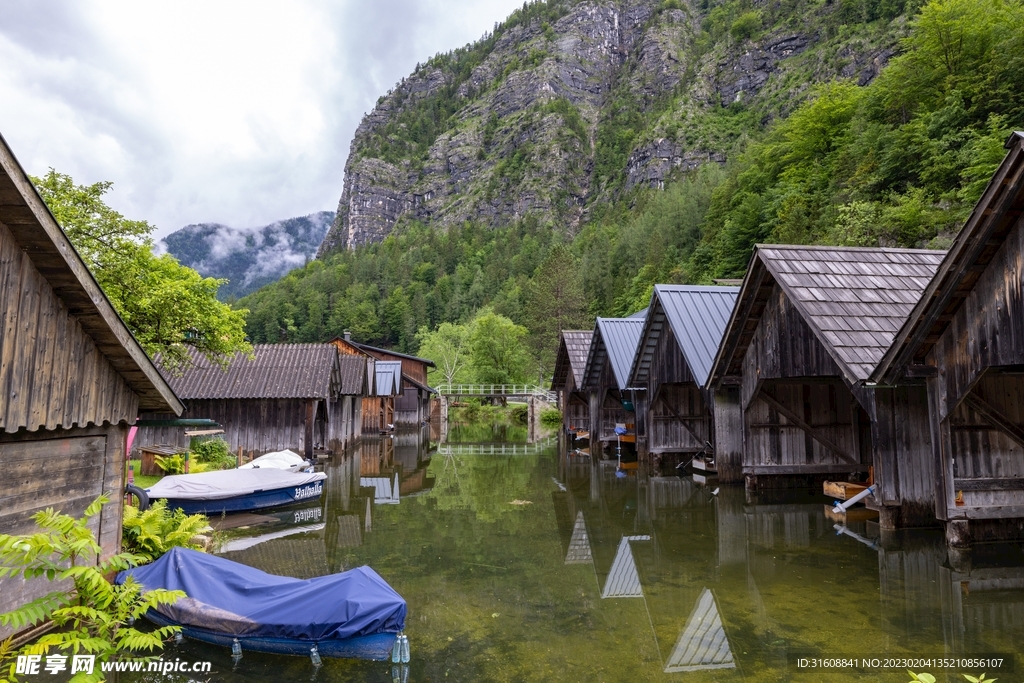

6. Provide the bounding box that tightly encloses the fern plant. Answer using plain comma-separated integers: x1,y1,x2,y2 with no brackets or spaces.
153,453,185,474
121,500,211,561
0,496,184,683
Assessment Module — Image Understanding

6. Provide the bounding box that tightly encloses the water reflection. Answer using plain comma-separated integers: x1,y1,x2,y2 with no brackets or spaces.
126,428,1024,682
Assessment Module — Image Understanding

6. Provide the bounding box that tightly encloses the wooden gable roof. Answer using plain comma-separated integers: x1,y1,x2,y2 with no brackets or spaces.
0,132,181,414
709,245,945,388
630,285,739,388
873,132,1024,384
551,330,593,391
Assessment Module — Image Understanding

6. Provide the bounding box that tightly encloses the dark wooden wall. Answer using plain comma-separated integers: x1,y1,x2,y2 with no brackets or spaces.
0,423,127,640
870,385,937,526
642,324,711,455
928,213,1024,530
0,221,139,433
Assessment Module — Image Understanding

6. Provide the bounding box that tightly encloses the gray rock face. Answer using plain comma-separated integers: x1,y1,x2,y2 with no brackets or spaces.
318,0,901,256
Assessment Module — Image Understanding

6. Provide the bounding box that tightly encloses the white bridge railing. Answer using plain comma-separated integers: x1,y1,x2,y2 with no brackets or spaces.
437,439,555,456
437,384,557,402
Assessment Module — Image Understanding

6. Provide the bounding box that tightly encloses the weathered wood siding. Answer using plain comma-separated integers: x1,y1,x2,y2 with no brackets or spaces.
0,423,127,640
183,398,312,459
565,392,589,431
0,221,139,433
650,384,708,453
740,286,842,410
713,386,744,483
929,213,1024,525
870,385,936,525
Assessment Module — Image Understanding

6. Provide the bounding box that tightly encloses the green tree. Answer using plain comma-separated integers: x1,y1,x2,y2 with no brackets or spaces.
416,321,473,385
525,244,589,377
32,171,251,370
469,308,530,385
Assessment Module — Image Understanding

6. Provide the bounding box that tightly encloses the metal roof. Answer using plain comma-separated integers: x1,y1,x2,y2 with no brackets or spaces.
374,361,403,396
710,245,945,387
163,344,340,400
551,330,593,391
583,315,647,391
337,353,368,395
630,285,739,387
0,132,182,414
873,132,1024,383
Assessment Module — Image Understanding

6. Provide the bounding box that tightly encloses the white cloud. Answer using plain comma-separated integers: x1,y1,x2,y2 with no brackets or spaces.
0,0,524,237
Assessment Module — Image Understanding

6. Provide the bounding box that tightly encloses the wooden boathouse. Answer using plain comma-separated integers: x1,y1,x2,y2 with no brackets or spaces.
137,344,366,460
708,245,945,524
0,133,184,639
872,131,1024,545
628,285,740,477
551,330,593,435
581,313,646,457
354,343,435,426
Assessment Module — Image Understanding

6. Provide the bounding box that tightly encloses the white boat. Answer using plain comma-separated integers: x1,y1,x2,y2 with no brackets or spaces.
239,449,312,472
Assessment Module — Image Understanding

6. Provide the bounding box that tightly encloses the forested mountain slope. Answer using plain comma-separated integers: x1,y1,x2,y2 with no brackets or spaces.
318,0,904,254
242,0,1024,379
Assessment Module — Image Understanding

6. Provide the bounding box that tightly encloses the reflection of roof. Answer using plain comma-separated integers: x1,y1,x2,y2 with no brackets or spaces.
631,285,739,387
551,331,593,391
360,473,400,504
165,344,340,399
334,515,362,548
584,316,646,391
375,361,403,396
565,511,593,565
217,537,329,579
664,588,735,672
601,535,650,598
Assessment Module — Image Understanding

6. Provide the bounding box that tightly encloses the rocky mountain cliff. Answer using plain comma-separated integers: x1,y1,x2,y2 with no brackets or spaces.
162,211,334,300
318,0,902,256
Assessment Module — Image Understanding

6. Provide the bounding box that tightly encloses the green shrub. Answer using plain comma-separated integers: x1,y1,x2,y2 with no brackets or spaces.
190,437,235,470
510,404,529,424
730,11,761,42
153,453,185,475
122,500,212,562
540,408,562,427
0,496,184,679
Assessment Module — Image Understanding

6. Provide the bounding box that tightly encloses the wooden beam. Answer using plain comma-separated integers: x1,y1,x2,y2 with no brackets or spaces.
756,388,859,464
656,392,706,448
954,477,1024,491
962,392,1024,451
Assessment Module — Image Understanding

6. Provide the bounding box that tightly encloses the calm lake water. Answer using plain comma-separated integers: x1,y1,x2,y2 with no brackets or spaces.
130,424,1024,682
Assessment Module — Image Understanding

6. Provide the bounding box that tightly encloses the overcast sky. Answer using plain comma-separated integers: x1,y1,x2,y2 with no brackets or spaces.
0,0,522,238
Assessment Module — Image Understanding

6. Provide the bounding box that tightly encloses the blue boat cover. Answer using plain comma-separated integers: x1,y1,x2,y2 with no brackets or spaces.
116,547,406,641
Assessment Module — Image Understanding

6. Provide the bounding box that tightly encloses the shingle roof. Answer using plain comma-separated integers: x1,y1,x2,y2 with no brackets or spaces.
583,315,647,391
551,330,593,391
374,361,403,396
631,285,740,387
163,344,339,400
873,132,1024,383
710,245,945,386
337,353,367,395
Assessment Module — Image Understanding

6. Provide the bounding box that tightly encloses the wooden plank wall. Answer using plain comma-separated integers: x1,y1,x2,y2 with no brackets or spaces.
713,386,744,483
649,384,708,453
0,423,126,640
0,221,139,433
183,398,310,459
928,213,1024,526
744,381,860,471
740,286,842,411
870,385,937,526
565,392,589,431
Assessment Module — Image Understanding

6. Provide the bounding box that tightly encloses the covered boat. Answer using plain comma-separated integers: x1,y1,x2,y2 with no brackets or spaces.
146,468,326,515
239,449,312,472
116,547,406,660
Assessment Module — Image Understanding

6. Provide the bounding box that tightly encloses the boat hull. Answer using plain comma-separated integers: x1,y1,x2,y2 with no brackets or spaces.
144,610,397,660
154,481,324,515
